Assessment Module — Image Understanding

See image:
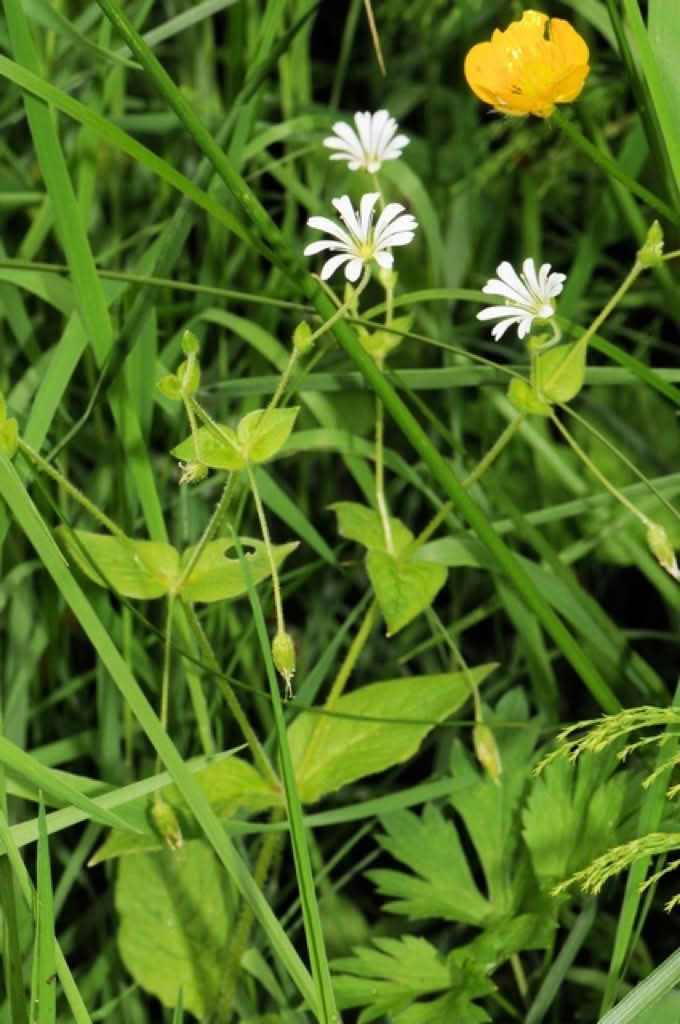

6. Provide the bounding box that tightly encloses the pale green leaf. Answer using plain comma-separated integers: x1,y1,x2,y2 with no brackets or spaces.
171,424,246,471
56,528,179,599
237,406,299,463
366,549,447,635
116,840,234,1020
508,378,552,417
536,342,587,404
179,538,298,603
289,665,496,804
370,804,492,925
332,501,413,554
523,747,630,888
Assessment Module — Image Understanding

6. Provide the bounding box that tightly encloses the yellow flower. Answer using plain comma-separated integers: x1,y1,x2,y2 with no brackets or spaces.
464,10,589,118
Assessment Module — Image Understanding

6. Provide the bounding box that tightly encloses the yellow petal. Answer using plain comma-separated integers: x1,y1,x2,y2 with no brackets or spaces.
464,9,589,118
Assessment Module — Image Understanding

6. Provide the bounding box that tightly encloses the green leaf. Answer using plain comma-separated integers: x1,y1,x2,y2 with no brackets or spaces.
366,549,447,636
370,804,492,925
156,373,183,400
535,342,587,404
332,501,413,554
171,424,246,471
116,840,234,1020
508,378,552,417
332,936,451,1023
523,747,630,889
289,664,496,804
0,418,18,458
179,538,298,603
237,406,299,463
91,755,281,864
56,528,179,599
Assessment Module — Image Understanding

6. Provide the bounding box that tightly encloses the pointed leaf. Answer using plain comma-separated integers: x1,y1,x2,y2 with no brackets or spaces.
366,550,447,635
237,406,300,463
171,424,246,471
56,528,179,598
289,664,496,804
536,341,586,404
179,537,298,603
332,501,413,554
508,378,552,416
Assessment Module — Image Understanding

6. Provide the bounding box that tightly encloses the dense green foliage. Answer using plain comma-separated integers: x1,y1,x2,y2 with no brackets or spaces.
3,1,680,1022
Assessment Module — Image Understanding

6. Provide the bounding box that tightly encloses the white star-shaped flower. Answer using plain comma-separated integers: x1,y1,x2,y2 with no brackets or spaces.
477,258,567,341
304,192,418,282
323,110,409,173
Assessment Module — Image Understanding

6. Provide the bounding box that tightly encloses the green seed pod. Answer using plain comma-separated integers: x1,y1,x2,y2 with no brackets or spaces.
150,798,183,851
637,220,664,267
647,522,680,580
293,321,314,355
181,329,200,355
473,723,502,784
272,630,296,698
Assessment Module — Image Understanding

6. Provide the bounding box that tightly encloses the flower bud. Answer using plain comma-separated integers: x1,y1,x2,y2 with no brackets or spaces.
177,357,200,396
181,329,200,355
647,522,680,580
293,321,314,355
272,630,296,698
473,723,502,784
178,461,208,486
637,220,664,267
150,798,183,851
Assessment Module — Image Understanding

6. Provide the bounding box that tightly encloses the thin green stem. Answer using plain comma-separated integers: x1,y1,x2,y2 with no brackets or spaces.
550,413,650,527
265,349,298,415
246,463,285,636
306,266,370,346
295,600,377,784
407,412,527,556
181,390,203,466
375,395,393,554
181,601,278,789
174,475,236,594
154,594,176,776
18,438,126,540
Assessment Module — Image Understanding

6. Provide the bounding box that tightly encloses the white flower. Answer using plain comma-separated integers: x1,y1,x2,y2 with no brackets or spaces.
323,110,409,173
304,192,418,282
477,258,566,341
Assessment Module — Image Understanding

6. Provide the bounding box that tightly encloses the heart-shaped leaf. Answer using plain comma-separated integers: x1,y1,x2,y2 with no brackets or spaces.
237,407,300,464
332,502,413,554
171,424,246,471
179,537,298,603
535,341,586,404
366,549,447,635
56,528,179,598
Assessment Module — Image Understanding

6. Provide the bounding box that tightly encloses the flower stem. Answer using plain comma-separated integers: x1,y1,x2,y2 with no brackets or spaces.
375,394,394,554
246,463,285,636
550,413,650,527
18,438,126,540
406,412,527,556
174,474,236,595
181,601,279,788
154,593,176,775
307,267,370,346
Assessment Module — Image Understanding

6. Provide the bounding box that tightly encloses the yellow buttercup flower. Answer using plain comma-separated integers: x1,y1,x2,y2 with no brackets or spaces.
464,10,589,118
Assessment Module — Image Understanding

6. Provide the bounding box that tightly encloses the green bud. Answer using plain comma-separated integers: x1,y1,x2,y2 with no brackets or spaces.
181,329,200,356
473,723,502,784
272,630,296,698
179,460,208,486
150,798,183,851
637,220,664,267
293,321,314,355
377,265,397,291
647,522,680,580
